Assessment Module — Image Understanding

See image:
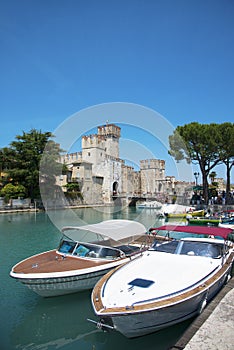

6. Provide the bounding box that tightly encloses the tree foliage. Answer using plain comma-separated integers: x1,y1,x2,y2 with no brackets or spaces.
1,129,63,202
63,181,83,201
0,183,26,200
39,138,65,206
217,123,234,203
169,123,223,204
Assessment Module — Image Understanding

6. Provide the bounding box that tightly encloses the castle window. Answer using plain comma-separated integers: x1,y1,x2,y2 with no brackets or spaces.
88,152,90,156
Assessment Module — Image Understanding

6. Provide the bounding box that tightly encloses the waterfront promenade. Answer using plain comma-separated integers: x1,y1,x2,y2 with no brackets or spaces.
171,277,234,349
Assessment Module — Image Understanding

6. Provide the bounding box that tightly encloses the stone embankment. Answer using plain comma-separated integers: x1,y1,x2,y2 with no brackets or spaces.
171,277,234,350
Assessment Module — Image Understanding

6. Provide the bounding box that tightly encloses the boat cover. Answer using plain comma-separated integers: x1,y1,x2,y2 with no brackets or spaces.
150,225,233,239
61,219,147,242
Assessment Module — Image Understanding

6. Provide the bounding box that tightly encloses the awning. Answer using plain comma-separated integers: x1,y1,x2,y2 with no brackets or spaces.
149,225,233,240
62,219,147,242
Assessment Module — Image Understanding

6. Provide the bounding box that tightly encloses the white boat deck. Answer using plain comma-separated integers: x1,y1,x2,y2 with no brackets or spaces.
102,251,220,308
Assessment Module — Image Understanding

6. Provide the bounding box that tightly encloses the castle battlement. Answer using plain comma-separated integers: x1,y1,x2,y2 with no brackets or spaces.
60,152,82,164
98,123,121,138
140,159,165,170
82,134,106,149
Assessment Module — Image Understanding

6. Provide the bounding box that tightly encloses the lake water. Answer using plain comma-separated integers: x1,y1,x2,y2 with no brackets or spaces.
0,206,193,350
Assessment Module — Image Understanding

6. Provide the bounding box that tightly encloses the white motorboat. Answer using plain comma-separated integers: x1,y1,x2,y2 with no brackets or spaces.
91,225,234,338
137,201,162,209
10,220,148,297
160,203,197,218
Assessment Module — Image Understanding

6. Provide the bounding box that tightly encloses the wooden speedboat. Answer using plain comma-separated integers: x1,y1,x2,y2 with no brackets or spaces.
10,220,148,297
91,225,234,338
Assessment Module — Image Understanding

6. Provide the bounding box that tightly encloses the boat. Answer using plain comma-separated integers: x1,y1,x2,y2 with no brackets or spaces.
166,209,204,218
187,216,221,226
91,225,234,338
219,216,234,229
159,203,201,218
10,219,149,297
137,201,162,209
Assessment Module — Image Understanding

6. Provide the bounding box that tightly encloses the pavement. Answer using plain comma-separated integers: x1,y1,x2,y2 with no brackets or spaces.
171,277,234,350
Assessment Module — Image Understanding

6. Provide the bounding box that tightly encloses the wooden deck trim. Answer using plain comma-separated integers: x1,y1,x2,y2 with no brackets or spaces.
12,250,113,274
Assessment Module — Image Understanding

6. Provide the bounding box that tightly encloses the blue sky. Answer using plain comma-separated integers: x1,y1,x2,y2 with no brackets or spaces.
1,0,234,181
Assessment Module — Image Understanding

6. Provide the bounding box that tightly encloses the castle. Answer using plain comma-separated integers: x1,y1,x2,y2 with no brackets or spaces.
59,123,192,205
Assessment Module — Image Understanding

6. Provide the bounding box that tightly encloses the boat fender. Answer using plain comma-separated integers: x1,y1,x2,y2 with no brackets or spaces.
224,272,231,284
198,296,207,314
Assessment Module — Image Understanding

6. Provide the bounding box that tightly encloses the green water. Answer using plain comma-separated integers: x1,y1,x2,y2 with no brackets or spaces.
0,207,192,350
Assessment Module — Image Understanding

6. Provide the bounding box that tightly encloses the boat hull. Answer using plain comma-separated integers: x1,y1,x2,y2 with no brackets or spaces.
18,267,115,297
95,265,231,338
188,218,220,226
105,293,204,338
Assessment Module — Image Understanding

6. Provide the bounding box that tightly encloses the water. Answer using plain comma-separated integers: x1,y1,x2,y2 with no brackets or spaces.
0,207,193,350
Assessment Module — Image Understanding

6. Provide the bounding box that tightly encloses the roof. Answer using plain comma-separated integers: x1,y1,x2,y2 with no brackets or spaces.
150,225,233,240
62,219,147,242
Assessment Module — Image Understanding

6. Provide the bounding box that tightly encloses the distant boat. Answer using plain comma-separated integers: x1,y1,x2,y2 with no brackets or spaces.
137,201,162,209
166,209,204,218
91,225,234,338
10,220,148,297
160,203,198,218
219,216,234,230
188,216,221,226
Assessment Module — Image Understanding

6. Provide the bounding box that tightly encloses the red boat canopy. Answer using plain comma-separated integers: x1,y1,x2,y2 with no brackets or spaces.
149,225,233,240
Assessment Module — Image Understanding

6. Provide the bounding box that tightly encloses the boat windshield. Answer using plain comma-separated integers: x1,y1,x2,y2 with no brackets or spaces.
58,240,76,254
58,239,122,260
150,240,179,254
150,240,223,258
178,241,223,258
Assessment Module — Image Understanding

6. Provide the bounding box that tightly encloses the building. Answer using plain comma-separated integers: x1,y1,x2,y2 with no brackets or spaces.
59,123,191,205
140,159,165,195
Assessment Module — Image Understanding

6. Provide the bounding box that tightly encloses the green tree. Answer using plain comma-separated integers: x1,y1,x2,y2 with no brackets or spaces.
0,147,15,183
218,123,234,204
63,181,83,200
39,138,64,204
169,123,222,204
0,183,26,202
209,171,217,184
8,129,61,202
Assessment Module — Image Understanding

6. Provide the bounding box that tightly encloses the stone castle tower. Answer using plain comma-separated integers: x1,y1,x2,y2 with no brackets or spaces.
81,123,121,177
97,123,121,159
140,159,165,194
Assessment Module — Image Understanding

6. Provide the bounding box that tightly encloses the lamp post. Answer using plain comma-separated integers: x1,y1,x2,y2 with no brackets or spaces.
194,172,199,186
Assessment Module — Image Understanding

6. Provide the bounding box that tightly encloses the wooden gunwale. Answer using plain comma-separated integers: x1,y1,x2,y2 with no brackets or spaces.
12,250,113,274
93,251,234,315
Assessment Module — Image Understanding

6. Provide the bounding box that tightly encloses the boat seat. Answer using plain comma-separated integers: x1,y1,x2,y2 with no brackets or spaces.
187,251,195,256
74,244,90,257
87,251,98,258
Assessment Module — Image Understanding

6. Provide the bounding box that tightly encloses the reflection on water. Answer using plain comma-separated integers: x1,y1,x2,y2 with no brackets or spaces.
11,290,193,350
1,208,192,350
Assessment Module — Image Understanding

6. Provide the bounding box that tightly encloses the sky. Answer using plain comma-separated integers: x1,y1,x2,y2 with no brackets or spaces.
1,0,234,182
